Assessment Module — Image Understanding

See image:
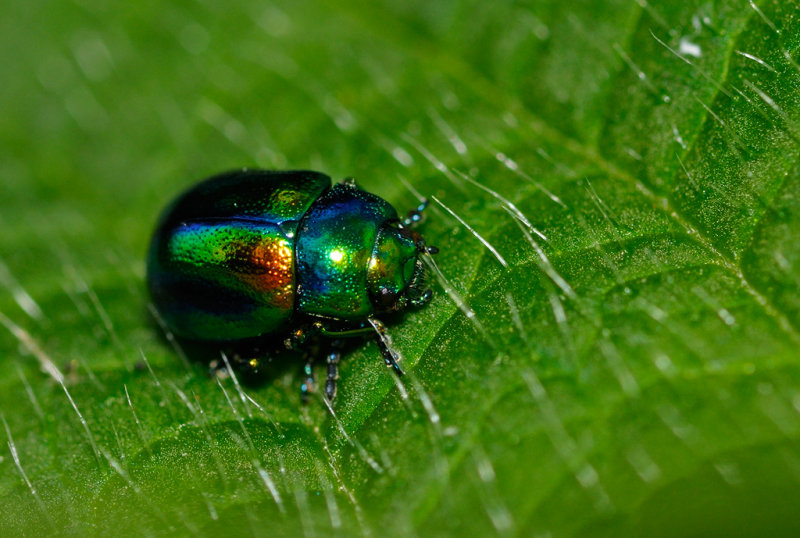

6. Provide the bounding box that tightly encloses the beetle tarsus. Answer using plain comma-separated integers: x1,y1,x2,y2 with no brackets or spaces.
368,317,405,376
301,360,315,404
325,350,341,401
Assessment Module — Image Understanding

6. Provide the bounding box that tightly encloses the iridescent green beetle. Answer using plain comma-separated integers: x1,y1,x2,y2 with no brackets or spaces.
146,170,436,400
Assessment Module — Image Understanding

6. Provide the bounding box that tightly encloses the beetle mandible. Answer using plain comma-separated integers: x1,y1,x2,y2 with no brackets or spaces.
146,169,437,400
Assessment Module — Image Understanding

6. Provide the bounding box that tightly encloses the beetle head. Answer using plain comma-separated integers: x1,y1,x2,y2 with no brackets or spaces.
367,223,432,313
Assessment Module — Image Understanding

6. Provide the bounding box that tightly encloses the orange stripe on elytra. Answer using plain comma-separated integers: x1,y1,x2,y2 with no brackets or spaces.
237,237,294,309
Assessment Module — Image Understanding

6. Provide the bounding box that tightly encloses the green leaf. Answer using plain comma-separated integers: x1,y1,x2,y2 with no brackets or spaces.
2,0,799,535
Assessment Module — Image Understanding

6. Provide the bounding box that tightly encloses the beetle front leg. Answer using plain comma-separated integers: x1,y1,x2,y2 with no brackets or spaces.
367,316,404,376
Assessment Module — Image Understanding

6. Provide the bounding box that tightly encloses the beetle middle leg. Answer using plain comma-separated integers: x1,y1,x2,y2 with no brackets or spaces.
299,341,342,402
293,323,344,402
301,359,316,404
324,347,341,401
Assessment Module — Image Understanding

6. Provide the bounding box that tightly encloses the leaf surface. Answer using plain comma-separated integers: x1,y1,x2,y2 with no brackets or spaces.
1,1,799,535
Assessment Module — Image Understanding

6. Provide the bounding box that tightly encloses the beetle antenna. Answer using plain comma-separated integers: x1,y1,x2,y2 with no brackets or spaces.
402,199,429,228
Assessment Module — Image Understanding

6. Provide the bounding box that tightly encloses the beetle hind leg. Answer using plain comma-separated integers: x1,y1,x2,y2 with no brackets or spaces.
210,350,262,379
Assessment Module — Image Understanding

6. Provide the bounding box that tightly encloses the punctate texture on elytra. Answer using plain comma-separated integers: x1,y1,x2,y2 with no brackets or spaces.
146,169,436,400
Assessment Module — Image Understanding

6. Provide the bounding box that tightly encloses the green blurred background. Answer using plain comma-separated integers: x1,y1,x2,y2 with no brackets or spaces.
2,0,800,536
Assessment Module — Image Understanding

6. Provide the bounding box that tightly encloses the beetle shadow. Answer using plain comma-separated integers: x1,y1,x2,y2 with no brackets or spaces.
146,311,367,390
145,313,290,388
179,337,299,386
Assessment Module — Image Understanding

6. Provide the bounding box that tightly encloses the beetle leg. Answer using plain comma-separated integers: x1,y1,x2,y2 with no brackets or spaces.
301,360,316,404
210,350,261,378
285,322,324,351
324,349,341,401
367,317,404,376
